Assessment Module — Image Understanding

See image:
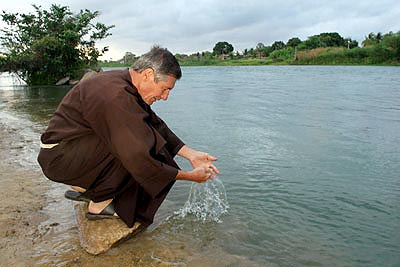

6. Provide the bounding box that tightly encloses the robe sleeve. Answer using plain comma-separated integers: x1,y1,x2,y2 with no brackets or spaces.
148,109,185,157
81,88,178,198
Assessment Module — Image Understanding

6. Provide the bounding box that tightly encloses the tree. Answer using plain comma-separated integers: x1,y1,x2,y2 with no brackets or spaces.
298,35,324,50
344,38,359,49
319,32,345,47
362,32,383,47
0,4,114,85
381,31,400,58
376,32,383,42
262,46,274,57
272,41,285,51
122,52,137,65
248,48,257,58
256,42,265,58
287,37,302,48
213,41,234,55
297,32,346,50
202,51,214,59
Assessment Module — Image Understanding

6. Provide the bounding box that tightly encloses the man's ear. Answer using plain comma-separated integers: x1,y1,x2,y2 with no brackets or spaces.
143,68,155,81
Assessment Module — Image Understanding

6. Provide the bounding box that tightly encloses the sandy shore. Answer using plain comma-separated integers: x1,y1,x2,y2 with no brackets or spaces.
0,127,50,266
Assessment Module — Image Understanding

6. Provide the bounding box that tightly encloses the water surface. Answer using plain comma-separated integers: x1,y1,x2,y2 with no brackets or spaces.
0,66,399,267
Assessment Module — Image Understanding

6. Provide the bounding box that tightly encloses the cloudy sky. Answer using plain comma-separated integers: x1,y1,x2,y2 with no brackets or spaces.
1,0,399,60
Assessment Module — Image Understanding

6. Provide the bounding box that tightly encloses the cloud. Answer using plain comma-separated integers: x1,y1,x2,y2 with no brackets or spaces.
1,0,399,59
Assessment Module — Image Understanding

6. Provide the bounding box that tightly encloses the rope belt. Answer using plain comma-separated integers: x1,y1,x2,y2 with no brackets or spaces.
40,141,59,149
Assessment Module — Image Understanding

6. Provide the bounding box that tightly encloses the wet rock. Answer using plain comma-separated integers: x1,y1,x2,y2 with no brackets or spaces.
74,202,143,255
55,76,70,86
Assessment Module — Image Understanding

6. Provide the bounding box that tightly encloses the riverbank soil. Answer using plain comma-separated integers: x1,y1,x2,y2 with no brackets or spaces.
0,127,49,266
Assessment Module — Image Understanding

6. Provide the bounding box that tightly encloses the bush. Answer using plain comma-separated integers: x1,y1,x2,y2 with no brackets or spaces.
270,47,295,61
293,45,398,65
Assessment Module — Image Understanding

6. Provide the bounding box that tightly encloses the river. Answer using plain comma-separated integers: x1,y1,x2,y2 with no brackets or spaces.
0,66,399,267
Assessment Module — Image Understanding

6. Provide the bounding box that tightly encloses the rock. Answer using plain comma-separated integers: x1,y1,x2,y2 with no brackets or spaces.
69,79,79,85
81,70,97,81
73,202,143,255
55,76,70,86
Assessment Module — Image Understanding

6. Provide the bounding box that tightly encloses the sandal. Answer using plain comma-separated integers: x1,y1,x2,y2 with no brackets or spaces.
64,190,90,203
86,202,119,220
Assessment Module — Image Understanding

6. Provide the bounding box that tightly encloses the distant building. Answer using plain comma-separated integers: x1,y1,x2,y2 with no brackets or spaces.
218,54,230,60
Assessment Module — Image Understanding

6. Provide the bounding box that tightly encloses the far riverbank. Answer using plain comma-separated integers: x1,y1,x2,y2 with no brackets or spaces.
100,57,400,68
100,45,400,68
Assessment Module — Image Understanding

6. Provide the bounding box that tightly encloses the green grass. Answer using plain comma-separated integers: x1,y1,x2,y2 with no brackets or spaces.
99,50,399,68
98,62,129,68
177,58,290,66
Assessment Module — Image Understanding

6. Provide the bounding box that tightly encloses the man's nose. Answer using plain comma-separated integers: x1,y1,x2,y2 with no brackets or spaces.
161,90,169,100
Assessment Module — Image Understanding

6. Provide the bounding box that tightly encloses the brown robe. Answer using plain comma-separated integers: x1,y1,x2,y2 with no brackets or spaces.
37,69,184,228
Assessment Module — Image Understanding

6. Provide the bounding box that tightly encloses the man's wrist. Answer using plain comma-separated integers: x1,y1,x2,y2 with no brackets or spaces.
177,145,196,162
176,169,192,181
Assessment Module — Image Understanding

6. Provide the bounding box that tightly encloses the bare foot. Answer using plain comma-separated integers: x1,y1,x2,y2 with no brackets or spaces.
71,185,86,193
88,199,117,216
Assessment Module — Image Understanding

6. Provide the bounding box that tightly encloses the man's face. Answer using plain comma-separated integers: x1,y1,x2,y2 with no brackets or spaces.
138,69,177,105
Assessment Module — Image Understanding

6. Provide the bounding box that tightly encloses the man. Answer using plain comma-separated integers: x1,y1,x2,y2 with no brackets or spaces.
37,46,219,228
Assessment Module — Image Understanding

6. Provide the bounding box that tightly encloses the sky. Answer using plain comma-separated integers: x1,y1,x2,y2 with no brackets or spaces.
1,0,399,60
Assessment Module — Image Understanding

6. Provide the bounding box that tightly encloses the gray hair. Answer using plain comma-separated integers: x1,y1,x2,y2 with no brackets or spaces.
131,45,182,82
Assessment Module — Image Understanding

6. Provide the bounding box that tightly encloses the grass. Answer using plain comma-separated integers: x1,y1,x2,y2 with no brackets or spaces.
99,49,400,68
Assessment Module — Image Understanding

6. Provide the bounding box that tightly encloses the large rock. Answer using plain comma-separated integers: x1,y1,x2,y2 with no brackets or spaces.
55,76,70,86
68,79,79,85
74,202,143,255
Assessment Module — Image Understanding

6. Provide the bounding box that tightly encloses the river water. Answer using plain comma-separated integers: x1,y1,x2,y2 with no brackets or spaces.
0,66,399,267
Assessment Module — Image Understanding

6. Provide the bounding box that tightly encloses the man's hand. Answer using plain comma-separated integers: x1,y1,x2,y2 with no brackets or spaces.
177,145,220,176
189,151,219,176
176,167,214,183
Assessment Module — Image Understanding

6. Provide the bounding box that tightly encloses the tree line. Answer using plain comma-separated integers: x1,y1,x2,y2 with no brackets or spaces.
174,31,400,65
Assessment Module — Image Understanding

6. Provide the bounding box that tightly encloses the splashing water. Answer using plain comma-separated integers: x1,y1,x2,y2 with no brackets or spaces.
175,177,229,222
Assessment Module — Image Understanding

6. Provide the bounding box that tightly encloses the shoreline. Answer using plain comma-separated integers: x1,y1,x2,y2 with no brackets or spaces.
100,60,400,68
0,127,50,266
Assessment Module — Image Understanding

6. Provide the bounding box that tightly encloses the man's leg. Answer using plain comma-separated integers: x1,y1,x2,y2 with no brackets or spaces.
39,135,130,219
